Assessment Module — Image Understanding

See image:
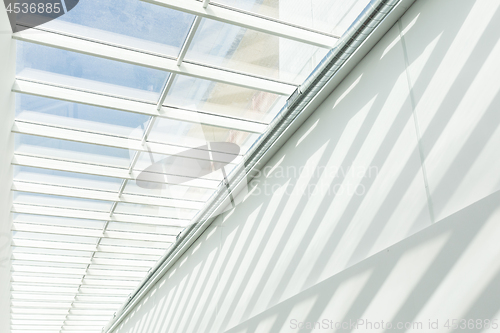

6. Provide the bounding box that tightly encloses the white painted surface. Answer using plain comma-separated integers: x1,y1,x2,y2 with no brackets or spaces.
0,4,15,333
402,0,500,222
112,0,500,332
26,0,497,332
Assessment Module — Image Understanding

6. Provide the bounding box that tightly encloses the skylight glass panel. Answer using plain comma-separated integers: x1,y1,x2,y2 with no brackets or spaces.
38,0,194,57
92,251,159,262
11,273,84,283
14,166,122,192
12,247,92,259
163,74,287,122
13,192,114,212
113,202,197,220
12,260,90,271
122,180,214,202
80,279,141,288
105,221,182,235
16,94,150,139
213,0,371,36
84,269,147,280
97,238,170,250
9,0,373,330
12,231,98,246
13,214,105,230
132,150,233,187
16,41,169,102
148,118,260,154
184,18,328,84
15,134,131,168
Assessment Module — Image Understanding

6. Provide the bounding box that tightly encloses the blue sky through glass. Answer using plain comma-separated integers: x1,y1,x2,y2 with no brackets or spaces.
14,165,123,192
55,0,194,56
16,41,169,101
16,94,150,139
15,134,131,167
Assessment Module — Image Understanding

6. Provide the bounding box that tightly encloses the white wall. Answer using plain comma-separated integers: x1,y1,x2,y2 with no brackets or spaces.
113,0,500,332
0,4,15,333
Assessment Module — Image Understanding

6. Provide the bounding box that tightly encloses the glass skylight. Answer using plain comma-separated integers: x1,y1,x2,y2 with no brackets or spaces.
212,0,371,36
16,41,169,102
163,75,287,122
47,0,194,56
16,94,150,139
8,0,369,332
183,18,328,83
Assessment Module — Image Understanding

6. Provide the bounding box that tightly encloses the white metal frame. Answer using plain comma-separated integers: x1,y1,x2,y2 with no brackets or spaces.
5,0,349,331
12,121,244,164
141,0,338,48
12,204,192,226
13,29,297,95
12,79,269,133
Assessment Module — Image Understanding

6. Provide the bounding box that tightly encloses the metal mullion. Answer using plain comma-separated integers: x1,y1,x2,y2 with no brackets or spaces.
13,154,225,184
202,0,210,8
11,254,92,265
11,162,218,194
73,296,128,302
90,258,158,268
69,309,115,314
80,280,140,288
12,248,92,260
12,154,131,178
127,152,141,175
11,300,72,305
104,178,127,236
11,259,88,268
11,292,76,301
12,203,196,221
85,269,147,278
13,30,296,94
12,314,69,320
12,237,95,252
61,250,97,332
13,80,270,133
77,288,131,295
12,181,140,205
81,273,143,280
77,286,131,296
140,117,157,144
12,223,104,239
11,266,87,276
12,320,66,324
12,203,193,225
12,239,96,249
59,198,127,331
11,303,72,310
96,245,164,256
65,302,121,309
87,264,150,272
81,275,143,282
65,314,113,319
85,271,145,279
12,278,86,287
12,249,161,264
127,115,154,178
12,121,244,161
96,244,165,256
11,308,70,315
177,17,202,66
10,321,63,333
11,285,80,294
157,73,177,110
12,272,84,280
140,0,337,48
